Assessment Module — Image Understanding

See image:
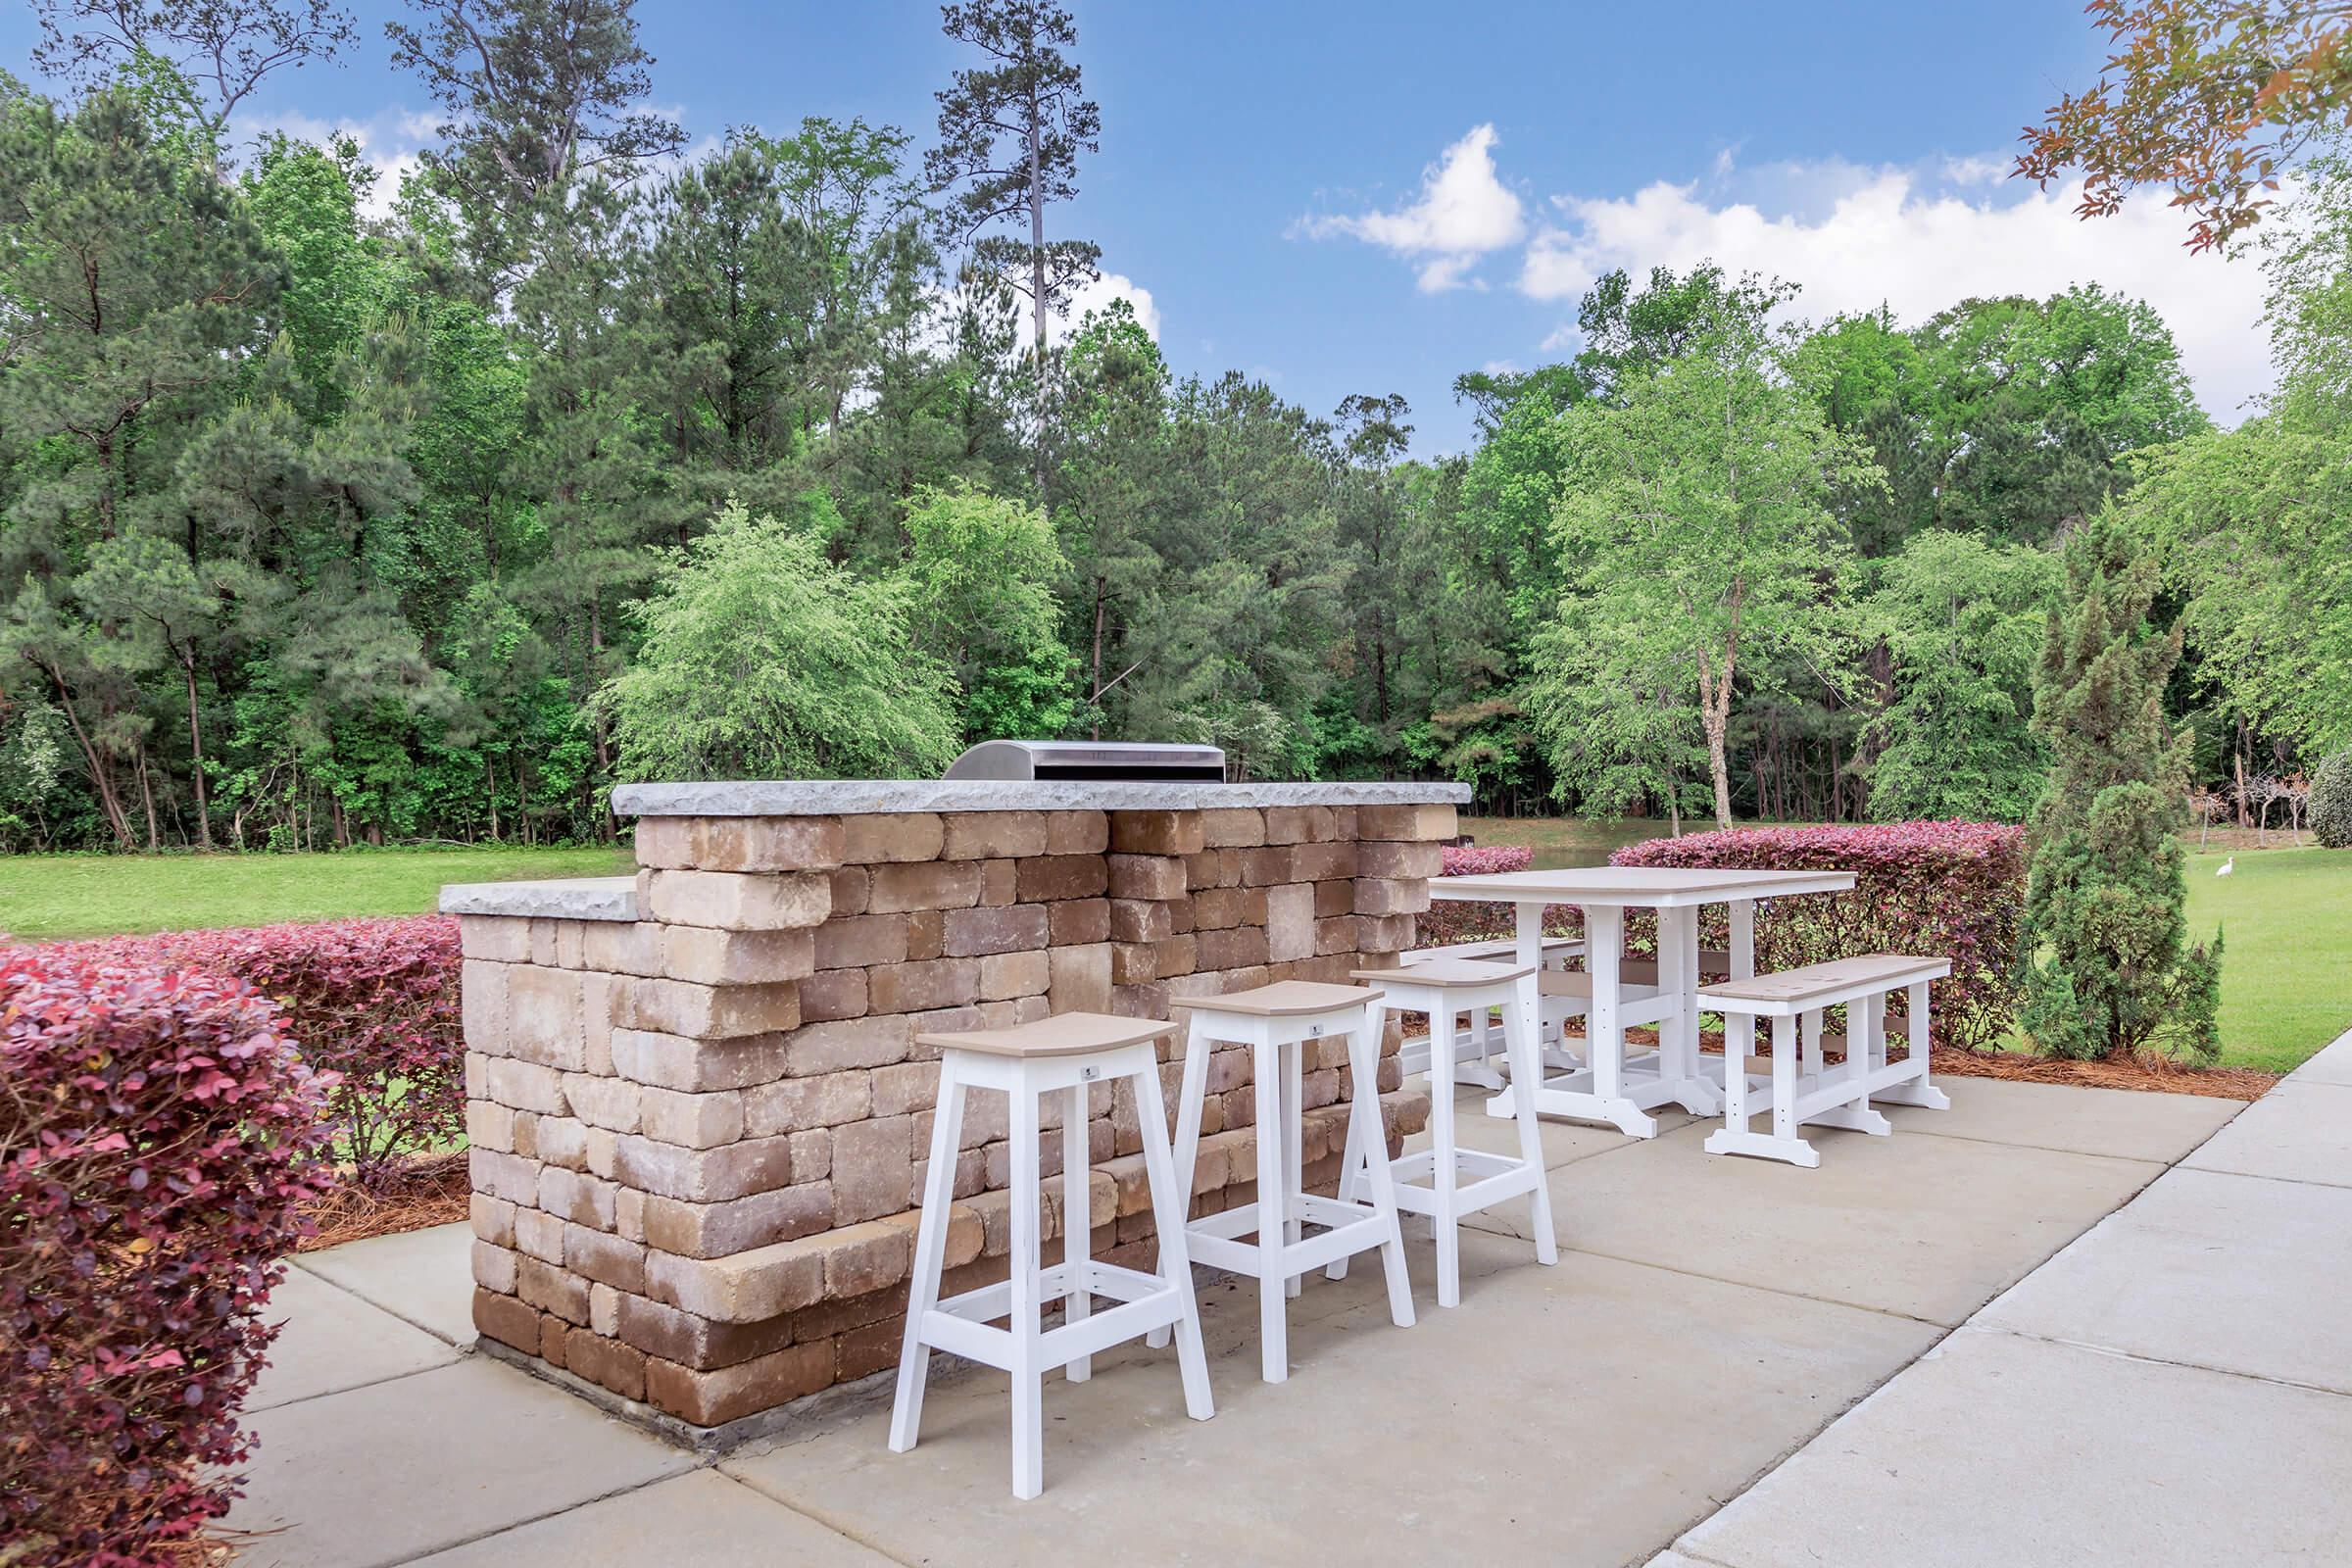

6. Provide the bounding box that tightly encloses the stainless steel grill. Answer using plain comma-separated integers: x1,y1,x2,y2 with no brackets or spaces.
942,740,1228,782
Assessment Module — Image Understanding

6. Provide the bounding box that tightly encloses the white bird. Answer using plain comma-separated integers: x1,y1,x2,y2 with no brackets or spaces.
2217,857,2235,878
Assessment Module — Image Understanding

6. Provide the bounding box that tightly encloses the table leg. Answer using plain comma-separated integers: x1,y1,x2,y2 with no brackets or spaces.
1661,904,1719,1114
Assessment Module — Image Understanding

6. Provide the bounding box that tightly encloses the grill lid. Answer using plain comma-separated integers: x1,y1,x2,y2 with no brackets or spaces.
942,740,1227,782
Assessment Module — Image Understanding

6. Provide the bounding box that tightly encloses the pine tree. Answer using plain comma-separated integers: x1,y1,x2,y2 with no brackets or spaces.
2018,516,2223,1062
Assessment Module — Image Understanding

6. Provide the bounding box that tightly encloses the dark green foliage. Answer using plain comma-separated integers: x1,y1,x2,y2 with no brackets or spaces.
2313,751,2352,849
2017,519,2222,1063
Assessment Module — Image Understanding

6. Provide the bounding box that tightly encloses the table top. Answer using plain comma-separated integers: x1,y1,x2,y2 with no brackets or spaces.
1428,865,1855,907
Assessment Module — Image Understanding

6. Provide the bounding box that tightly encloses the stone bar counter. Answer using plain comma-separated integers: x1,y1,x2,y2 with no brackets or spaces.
445,778,1467,1440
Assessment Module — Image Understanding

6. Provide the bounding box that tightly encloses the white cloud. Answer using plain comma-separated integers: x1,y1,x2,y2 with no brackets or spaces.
1520,166,2274,421
1054,271,1160,344
1298,123,1526,292
228,106,434,220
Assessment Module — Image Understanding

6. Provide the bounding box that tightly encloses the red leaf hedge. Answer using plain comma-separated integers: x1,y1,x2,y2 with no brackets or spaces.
1,950,335,1567
57,917,466,1186
1611,821,2027,1049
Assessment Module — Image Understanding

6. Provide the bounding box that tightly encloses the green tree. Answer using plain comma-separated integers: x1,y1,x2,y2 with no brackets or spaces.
903,483,1076,742
1539,293,1877,827
1865,532,2060,821
2018,517,2222,1062
597,501,959,781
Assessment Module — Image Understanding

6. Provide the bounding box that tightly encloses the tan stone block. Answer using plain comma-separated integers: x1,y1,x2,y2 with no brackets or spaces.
1048,942,1114,1014
788,1128,831,1180
528,919,589,969
644,1236,827,1323
1355,839,1443,879
1108,899,1173,943
586,1126,619,1180
1190,885,1264,931
516,1254,590,1325
563,1327,648,1401
782,1014,910,1077
840,811,946,863
1048,898,1111,945
500,966,586,1070
812,913,908,970
610,1028,791,1093
1106,853,1186,901
745,1069,872,1135
868,1060,939,1118
472,1288,540,1353
615,1186,645,1242
977,947,1052,1001
1292,841,1359,881
940,810,1048,859
906,907,946,960
514,1205,565,1262
1260,807,1331,845
471,1239,518,1295
616,977,801,1040
581,921,664,977
1314,879,1355,917
1153,933,1198,978
1351,877,1430,916
635,1086,746,1151
638,1182,833,1258
646,869,831,931
1111,981,1170,1019
592,1283,620,1339
793,967,868,1025
560,1073,642,1134
1196,924,1270,970
533,1114,589,1171
541,1313,571,1368
866,957,979,1014
1357,913,1416,954
539,1166,618,1229
635,814,845,873
1355,803,1457,841
482,1055,568,1115
469,1147,540,1206
563,1224,648,1295
511,1111,542,1161
1314,916,1360,956
868,860,983,913
828,864,870,917
470,1193,517,1248
941,904,1048,956
1200,808,1267,848
1013,854,1108,903
646,1342,833,1426
831,1115,913,1225
1044,809,1109,855
616,1133,796,1202
614,1292,795,1371
979,858,1017,906
821,1219,914,1298
1110,941,1158,985
466,1099,516,1152
460,916,532,962
1265,881,1316,962
1109,809,1206,857
661,925,814,986
1240,846,1297,886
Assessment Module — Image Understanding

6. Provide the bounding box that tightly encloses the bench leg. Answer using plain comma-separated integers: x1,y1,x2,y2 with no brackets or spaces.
1705,1013,1818,1166
1807,998,1890,1136
1876,979,1950,1109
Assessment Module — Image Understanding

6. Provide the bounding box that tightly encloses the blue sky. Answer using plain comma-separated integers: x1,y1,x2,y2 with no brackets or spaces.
0,1,2275,452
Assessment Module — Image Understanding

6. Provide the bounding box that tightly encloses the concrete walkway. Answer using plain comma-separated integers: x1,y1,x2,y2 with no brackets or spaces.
223,1063,2320,1568
1665,1028,2352,1568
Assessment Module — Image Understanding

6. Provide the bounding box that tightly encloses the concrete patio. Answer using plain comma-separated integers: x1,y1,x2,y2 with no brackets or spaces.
224,1040,2352,1568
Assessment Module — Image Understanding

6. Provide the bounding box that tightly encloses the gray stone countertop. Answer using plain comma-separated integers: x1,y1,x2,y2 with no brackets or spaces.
608,778,1470,817
439,876,640,921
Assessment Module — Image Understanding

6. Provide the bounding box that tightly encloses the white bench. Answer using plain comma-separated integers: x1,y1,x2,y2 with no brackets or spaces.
1697,954,1952,1167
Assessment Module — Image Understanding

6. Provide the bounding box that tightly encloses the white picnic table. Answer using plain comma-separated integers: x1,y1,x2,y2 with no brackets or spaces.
1426,865,1857,1138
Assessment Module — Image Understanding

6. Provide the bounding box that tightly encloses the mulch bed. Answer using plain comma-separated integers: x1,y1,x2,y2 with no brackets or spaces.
295,1152,471,1252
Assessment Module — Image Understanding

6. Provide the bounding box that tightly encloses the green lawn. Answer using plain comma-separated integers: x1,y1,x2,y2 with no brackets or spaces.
0,846,634,941
1464,817,2352,1073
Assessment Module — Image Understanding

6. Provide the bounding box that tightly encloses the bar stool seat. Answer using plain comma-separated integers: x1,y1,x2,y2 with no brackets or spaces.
1151,980,1415,1383
889,1011,1212,1499
1335,961,1558,1305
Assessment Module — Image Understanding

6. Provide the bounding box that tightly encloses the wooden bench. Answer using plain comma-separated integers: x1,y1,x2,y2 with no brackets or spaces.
1696,954,1952,1167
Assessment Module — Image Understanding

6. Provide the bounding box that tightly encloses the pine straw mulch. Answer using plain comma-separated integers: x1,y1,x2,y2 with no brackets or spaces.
294,1151,472,1252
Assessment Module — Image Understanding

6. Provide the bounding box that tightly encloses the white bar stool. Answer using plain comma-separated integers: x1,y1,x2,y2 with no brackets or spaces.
1152,980,1415,1384
1335,960,1558,1306
889,1011,1212,1499
1399,936,1586,1091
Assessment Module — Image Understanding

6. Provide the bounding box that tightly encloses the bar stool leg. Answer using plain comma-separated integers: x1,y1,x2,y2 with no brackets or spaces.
1007,1083,1045,1500
889,1058,965,1454
1134,1057,1213,1421
1061,1082,1092,1383
1324,1073,1364,1284
1499,978,1558,1265
1428,998,1461,1307
1251,1036,1288,1383
1147,1020,1211,1351
1349,1002,1416,1330
1284,1034,1305,1298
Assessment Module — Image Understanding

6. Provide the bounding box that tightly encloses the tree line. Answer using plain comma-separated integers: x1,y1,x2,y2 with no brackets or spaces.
2,0,2344,854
